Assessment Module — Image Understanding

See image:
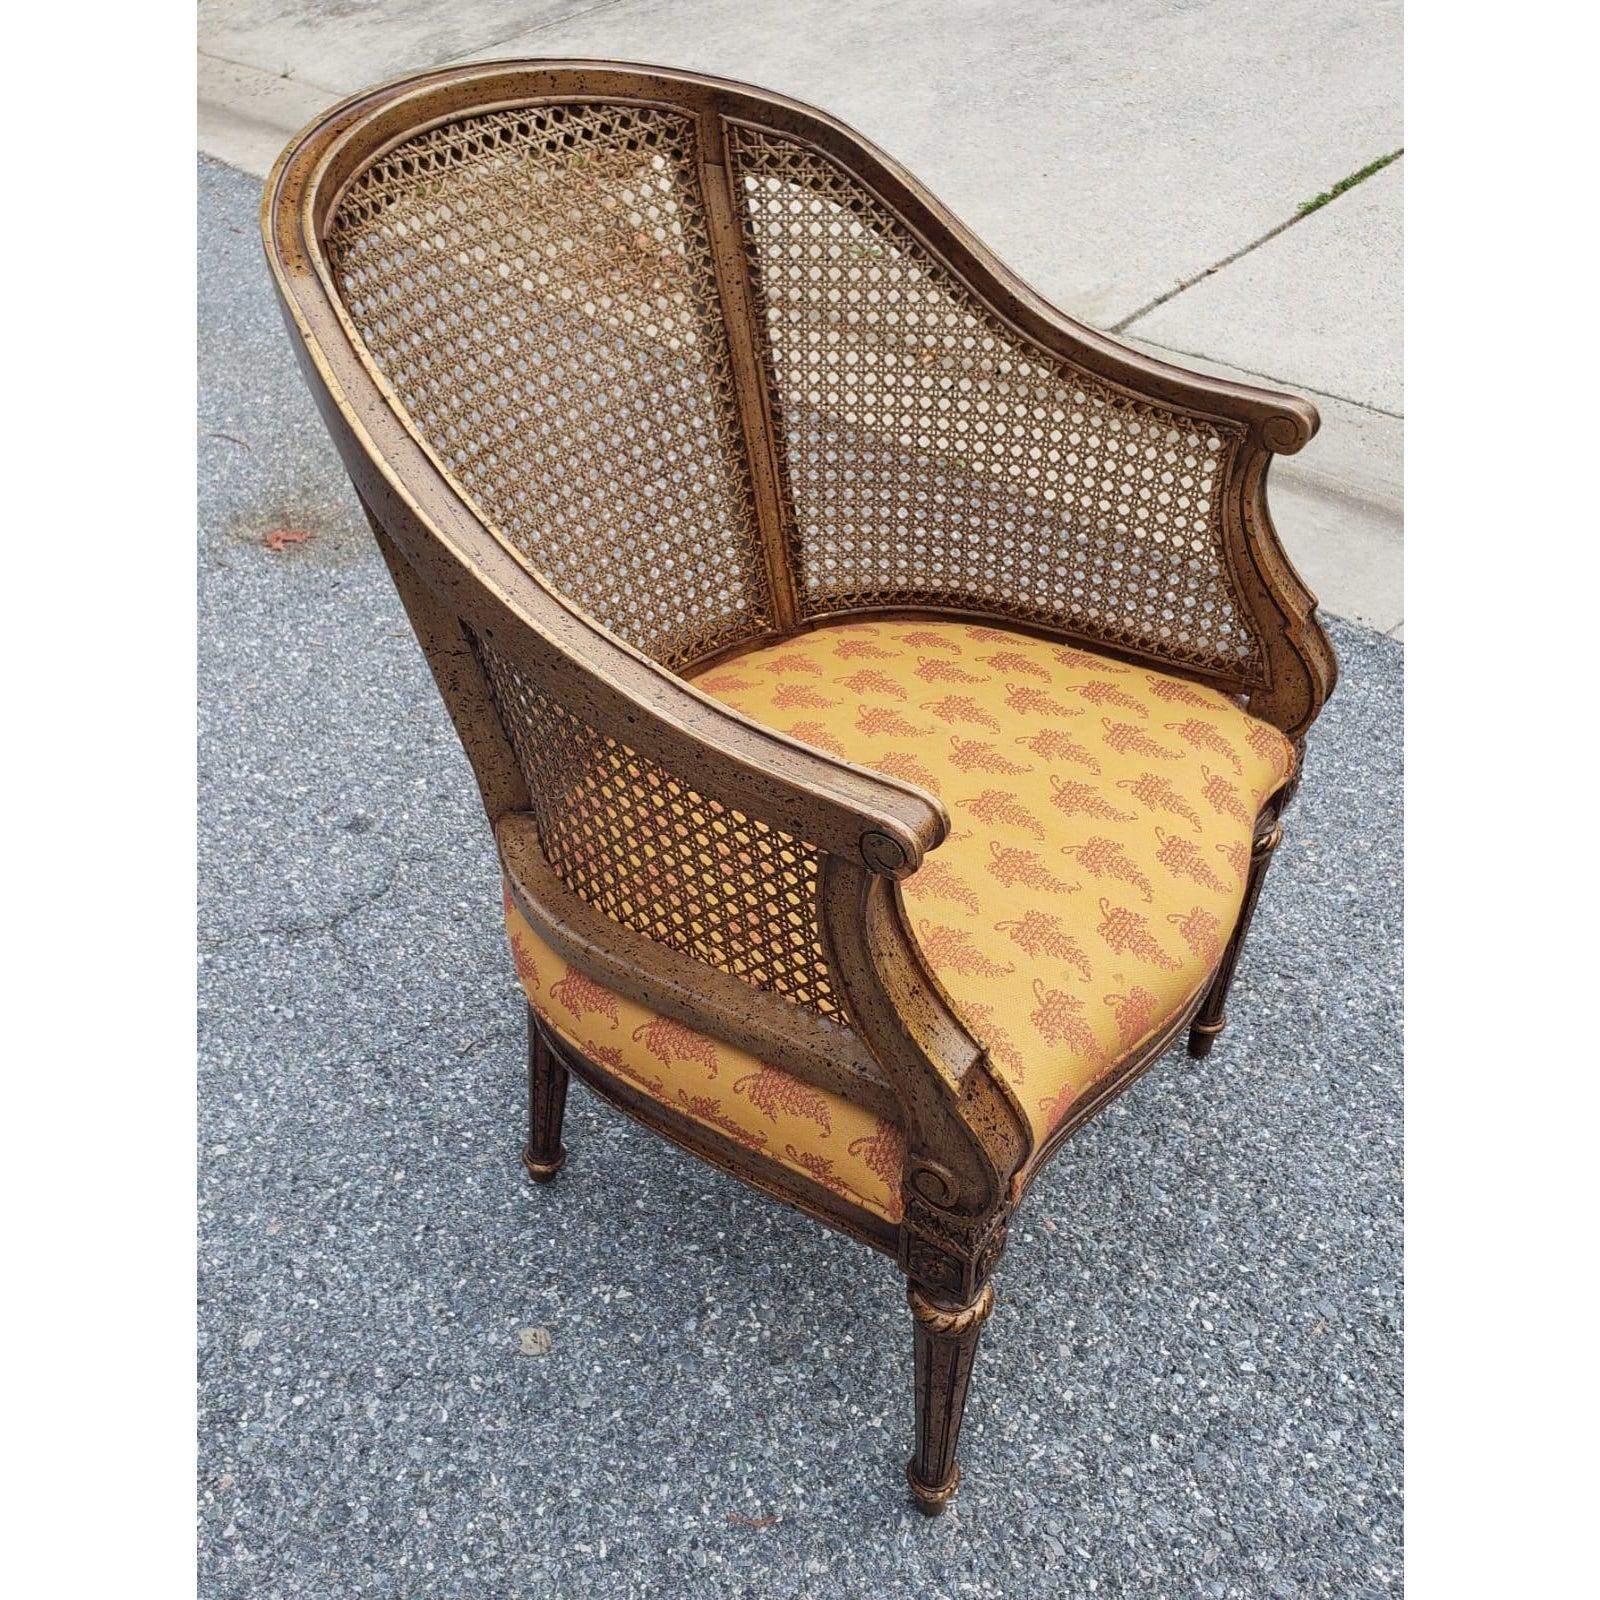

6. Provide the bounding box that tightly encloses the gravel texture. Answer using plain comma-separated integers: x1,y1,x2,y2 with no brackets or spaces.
200,156,1403,1599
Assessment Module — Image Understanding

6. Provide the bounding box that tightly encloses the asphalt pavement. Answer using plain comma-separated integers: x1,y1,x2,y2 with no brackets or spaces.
199,152,1402,1600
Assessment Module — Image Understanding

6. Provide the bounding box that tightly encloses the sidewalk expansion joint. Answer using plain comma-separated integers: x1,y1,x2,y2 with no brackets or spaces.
1129,337,1403,421
199,48,343,101
433,0,640,66
1109,149,1402,335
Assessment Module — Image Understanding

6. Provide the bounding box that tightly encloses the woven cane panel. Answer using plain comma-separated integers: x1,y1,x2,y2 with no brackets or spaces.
325,104,772,670
727,126,1262,678
476,636,843,1019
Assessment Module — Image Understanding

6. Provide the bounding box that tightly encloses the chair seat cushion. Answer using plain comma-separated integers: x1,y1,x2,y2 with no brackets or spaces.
506,619,1292,1212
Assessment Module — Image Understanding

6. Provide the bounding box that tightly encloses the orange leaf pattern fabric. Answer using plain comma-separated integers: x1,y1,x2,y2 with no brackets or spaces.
689,621,1293,1144
504,619,1293,1201
505,890,905,1222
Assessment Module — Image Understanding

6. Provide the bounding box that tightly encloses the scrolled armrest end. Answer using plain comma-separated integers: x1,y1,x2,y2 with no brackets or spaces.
1260,400,1321,456
860,828,917,879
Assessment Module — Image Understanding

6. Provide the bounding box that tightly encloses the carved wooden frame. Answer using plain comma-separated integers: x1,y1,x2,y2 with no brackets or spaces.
263,59,1336,1514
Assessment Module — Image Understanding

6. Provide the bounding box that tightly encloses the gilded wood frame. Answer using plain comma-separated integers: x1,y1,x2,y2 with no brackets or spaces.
263,60,1336,1513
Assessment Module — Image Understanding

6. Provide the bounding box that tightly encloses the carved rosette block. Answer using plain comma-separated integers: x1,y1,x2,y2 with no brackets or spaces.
900,1210,1009,1305
906,1281,996,1515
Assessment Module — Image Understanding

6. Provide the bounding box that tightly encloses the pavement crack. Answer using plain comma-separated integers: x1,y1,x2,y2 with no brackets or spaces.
434,0,638,66
197,48,344,100
1111,149,1402,334
1127,338,1404,420
201,851,453,949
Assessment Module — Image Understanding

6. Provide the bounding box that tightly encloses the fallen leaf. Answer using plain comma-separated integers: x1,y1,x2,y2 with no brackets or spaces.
517,1326,552,1357
263,527,313,552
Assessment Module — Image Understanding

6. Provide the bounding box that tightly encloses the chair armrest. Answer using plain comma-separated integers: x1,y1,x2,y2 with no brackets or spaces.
368,475,1025,1296
1002,320,1338,740
940,245,1336,739
371,468,1028,1242
470,541,1028,1264
725,96,1337,740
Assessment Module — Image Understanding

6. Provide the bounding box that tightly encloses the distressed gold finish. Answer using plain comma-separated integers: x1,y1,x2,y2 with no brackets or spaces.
908,1282,997,1514
263,60,1337,1515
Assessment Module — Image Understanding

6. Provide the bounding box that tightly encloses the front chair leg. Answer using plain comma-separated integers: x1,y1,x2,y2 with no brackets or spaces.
1189,816,1285,1058
522,1004,569,1182
906,1281,996,1515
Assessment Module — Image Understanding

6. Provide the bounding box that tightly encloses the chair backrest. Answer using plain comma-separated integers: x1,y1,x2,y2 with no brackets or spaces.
322,98,775,673
307,63,1293,687
725,125,1256,678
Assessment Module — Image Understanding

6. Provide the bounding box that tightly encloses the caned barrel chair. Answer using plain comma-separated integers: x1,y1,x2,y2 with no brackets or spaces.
264,61,1336,1514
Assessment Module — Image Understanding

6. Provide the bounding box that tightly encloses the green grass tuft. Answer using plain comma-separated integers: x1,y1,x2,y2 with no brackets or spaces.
1297,149,1402,217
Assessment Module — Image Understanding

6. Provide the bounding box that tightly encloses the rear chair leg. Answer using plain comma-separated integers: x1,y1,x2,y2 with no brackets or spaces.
1189,816,1285,1058
522,1004,569,1182
906,1281,995,1515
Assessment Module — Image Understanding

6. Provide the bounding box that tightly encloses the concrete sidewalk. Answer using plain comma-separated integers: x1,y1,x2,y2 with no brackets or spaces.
199,0,1402,635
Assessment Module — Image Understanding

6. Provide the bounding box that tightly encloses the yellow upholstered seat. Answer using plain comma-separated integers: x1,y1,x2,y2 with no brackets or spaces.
507,619,1293,1216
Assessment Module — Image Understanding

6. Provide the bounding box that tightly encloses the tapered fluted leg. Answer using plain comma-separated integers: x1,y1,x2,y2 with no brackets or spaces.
906,1281,995,1515
1189,817,1285,1058
522,1005,568,1182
